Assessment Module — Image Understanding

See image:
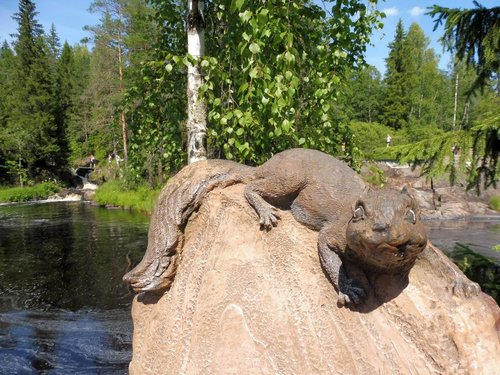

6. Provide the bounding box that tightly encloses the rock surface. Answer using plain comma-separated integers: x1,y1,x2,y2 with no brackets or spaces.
369,162,499,220
129,184,500,374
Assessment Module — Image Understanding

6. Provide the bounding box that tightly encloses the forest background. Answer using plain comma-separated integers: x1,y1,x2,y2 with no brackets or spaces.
0,0,498,197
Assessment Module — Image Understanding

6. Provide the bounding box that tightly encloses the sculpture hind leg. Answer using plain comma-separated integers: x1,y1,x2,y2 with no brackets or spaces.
123,161,252,293
123,181,188,293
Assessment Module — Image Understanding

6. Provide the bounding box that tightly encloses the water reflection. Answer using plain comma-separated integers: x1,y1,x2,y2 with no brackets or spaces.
424,218,500,263
0,202,149,373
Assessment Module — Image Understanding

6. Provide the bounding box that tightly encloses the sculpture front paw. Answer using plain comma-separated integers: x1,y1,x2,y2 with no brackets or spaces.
338,281,366,305
451,278,481,298
258,207,280,230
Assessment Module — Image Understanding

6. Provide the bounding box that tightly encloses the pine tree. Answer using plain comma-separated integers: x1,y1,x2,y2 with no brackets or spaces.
0,41,16,183
429,3,500,95
347,65,383,124
8,0,61,179
87,0,130,163
403,23,450,136
66,44,92,162
381,20,408,129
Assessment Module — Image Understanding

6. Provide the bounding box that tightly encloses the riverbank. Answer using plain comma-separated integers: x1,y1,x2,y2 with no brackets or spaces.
92,181,160,214
0,182,60,203
364,161,500,219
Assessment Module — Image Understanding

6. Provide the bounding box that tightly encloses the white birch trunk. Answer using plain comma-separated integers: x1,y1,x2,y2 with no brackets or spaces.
452,71,459,130
117,29,128,164
186,0,207,164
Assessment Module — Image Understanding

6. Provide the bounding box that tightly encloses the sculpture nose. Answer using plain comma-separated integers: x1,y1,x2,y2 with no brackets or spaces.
372,222,389,232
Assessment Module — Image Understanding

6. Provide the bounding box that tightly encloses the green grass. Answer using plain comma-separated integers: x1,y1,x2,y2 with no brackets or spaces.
448,243,499,304
93,180,160,213
0,182,61,202
490,196,500,211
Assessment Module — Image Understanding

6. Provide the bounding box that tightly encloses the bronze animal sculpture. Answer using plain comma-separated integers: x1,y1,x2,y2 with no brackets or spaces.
123,149,468,305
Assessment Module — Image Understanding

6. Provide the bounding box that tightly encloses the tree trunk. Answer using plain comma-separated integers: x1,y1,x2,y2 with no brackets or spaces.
452,71,459,130
186,0,207,164
117,29,128,164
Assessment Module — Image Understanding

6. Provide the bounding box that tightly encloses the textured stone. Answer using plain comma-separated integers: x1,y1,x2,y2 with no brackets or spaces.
129,184,500,374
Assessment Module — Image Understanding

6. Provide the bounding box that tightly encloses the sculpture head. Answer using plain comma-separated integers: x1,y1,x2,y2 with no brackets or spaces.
345,186,427,273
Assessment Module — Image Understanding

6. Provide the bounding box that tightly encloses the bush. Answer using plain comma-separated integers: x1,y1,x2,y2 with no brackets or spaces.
0,182,61,202
349,121,406,160
93,180,160,213
363,163,387,187
449,243,500,303
400,120,444,143
490,196,500,211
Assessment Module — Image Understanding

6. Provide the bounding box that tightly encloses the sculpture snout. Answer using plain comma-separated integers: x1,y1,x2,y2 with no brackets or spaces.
372,222,389,232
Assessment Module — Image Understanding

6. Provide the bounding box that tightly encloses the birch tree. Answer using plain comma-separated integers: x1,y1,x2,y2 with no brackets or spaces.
186,0,207,164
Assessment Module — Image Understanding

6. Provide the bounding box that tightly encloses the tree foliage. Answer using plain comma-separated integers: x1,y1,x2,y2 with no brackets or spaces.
391,3,500,191
0,0,496,193
154,0,384,167
428,2,500,95
0,0,63,184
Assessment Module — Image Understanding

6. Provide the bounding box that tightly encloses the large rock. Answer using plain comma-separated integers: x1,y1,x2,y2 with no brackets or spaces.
129,184,500,374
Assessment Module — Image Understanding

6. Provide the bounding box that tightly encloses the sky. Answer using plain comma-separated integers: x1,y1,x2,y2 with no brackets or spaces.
0,0,488,75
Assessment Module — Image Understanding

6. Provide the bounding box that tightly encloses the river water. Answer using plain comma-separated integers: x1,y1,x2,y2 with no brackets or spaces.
0,202,498,374
424,218,500,263
0,202,149,374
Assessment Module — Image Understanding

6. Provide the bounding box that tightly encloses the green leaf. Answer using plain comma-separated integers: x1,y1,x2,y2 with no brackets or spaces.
232,0,245,12
239,10,252,23
236,128,244,136
249,43,261,54
249,68,258,79
165,64,173,72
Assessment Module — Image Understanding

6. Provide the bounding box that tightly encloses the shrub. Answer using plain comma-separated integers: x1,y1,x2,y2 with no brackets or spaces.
93,180,160,213
363,163,387,188
349,121,406,160
490,196,500,211
0,182,61,202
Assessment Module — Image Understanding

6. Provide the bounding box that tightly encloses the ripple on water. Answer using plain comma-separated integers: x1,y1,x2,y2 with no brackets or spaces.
0,202,149,374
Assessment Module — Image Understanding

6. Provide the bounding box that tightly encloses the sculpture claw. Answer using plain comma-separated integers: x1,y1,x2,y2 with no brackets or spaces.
259,208,280,230
451,278,481,298
338,282,366,306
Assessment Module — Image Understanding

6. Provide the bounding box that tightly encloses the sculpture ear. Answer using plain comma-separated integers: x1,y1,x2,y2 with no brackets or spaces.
401,185,411,196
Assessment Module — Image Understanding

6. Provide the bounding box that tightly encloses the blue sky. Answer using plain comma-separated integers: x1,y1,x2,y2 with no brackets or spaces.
364,0,484,75
0,0,486,75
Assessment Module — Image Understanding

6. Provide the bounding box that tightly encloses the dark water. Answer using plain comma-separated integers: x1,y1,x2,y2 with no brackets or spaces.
0,202,149,374
424,218,500,263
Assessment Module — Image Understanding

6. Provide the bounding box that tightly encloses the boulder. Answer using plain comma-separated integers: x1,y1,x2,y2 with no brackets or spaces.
129,184,500,374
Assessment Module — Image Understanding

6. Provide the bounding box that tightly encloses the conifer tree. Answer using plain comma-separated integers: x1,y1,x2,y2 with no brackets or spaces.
429,2,499,95
8,0,62,179
381,20,408,129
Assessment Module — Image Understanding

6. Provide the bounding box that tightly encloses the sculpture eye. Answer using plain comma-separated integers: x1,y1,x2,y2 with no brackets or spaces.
406,209,416,224
353,205,365,221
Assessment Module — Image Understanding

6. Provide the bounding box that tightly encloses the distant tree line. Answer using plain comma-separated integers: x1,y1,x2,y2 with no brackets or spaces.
0,0,497,190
